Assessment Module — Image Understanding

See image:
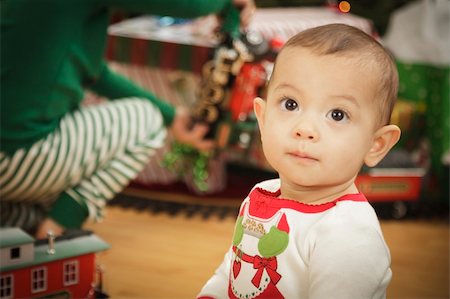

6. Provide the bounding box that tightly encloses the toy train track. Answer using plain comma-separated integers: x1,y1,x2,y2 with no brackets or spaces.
109,189,240,220
109,185,448,221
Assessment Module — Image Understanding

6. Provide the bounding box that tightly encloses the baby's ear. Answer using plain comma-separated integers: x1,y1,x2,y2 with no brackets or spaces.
253,97,266,130
364,125,401,167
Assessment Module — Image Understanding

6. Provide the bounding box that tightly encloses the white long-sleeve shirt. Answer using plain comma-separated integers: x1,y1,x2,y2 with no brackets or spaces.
198,179,392,299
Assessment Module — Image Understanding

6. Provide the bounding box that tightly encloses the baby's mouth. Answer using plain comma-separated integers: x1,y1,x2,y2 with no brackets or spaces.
288,151,319,162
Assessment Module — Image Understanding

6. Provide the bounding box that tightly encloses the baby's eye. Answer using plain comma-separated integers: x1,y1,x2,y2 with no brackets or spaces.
327,109,348,122
280,98,299,111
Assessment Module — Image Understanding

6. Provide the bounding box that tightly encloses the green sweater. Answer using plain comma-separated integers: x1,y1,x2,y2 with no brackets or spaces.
1,0,232,228
1,0,232,154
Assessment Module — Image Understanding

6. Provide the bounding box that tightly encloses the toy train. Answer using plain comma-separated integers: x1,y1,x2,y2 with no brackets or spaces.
0,228,110,299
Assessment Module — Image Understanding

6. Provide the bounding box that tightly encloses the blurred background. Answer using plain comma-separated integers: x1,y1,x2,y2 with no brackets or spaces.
74,0,450,298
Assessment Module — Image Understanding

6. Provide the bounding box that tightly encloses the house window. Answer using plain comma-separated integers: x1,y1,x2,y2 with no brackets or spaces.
31,267,47,293
63,260,79,286
10,247,20,259
0,274,13,299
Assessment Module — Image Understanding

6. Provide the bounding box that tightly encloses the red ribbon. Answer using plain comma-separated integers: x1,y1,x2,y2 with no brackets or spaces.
251,256,281,288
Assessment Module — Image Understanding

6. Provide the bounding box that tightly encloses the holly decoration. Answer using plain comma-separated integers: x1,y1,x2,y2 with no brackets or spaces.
162,141,211,192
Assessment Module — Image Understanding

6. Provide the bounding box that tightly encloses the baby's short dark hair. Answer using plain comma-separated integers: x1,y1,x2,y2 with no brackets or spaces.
277,23,398,127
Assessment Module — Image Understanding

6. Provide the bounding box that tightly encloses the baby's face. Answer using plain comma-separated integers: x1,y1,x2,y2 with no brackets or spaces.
255,47,380,192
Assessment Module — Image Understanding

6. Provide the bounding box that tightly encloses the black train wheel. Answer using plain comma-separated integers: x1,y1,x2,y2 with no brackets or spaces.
391,201,408,219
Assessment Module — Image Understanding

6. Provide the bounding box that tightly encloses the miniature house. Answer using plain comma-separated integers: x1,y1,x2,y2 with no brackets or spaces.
0,228,110,299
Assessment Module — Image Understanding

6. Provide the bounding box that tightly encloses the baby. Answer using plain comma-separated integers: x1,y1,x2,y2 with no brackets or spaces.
198,23,401,299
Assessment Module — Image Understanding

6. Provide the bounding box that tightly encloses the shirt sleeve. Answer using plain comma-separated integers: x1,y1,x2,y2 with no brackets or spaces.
98,0,232,18
88,62,176,126
308,220,392,299
197,248,232,299
48,192,89,229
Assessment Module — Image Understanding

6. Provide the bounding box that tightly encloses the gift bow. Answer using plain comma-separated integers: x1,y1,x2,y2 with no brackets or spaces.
251,256,281,287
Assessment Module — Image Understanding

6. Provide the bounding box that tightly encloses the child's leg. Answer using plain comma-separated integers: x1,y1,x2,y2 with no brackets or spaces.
0,98,166,231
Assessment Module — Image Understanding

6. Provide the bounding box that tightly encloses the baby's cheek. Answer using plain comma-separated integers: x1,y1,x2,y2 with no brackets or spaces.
335,151,365,175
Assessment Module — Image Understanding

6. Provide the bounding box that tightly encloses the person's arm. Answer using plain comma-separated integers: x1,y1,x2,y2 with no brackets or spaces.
308,219,392,299
101,0,255,27
89,62,176,125
36,192,89,239
101,0,230,19
89,62,215,150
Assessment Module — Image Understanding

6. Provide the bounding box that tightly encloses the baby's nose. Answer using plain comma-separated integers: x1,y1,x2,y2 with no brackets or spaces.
296,130,318,141
293,119,319,141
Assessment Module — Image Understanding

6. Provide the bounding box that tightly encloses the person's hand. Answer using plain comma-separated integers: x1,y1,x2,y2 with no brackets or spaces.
35,217,64,239
170,107,215,152
233,0,256,28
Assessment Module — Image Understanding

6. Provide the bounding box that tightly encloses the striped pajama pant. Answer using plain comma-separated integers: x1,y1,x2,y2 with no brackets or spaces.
0,98,166,234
